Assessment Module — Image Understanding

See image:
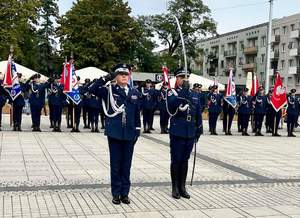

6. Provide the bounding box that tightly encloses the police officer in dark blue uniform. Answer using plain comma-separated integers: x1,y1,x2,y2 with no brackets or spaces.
237,88,252,136
222,95,235,135
193,83,206,113
207,85,222,135
88,80,101,133
89,64,141,205
287,89,299,137
157,83,169,134
265,89,273,133
70,76,83,133
8,73,27,131
167,67,202,199
47,81,55,129
252,86,267,136
49,75,65,132
27,74,50,132
141,79,156,133
82,78,91,129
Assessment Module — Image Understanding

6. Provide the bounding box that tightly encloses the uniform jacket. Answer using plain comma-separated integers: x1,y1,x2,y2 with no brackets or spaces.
167,87,202,139
207,92,222,114
89,79,141,141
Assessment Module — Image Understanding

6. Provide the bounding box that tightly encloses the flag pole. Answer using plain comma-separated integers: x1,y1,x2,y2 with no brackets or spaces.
9,45,14,127
265,0,273,94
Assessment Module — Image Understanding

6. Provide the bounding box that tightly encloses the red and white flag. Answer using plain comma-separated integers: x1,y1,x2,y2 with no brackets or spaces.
270,72,287,112
250,73,259,96
162,66,170,88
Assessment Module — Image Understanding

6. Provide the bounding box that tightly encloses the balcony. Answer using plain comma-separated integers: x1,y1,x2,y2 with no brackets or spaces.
270,50,279,59
242,63,256,70
224,50,237,57
244,46,258,55
290,30,300,39
289,48,300,56
271,35,280,44
288,66,300,75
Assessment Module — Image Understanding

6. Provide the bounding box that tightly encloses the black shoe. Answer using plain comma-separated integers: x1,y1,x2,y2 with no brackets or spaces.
178,162,190,199
83,125,89,129
101,126,105,129
171,163,180,199
150,127,155,130
71,128,76,132
112,196,121,205
95,128,100,133
121,196,130,204
13,126,17,131
244,132,250,136
272,133,281,137
227,131,232,136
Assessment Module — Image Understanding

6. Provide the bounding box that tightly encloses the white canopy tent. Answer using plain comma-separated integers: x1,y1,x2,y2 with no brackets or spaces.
155,73,225,91
0,61,48,82
76,67,107,82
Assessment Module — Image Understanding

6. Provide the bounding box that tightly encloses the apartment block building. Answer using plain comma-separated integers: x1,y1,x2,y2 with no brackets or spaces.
197,13,300,92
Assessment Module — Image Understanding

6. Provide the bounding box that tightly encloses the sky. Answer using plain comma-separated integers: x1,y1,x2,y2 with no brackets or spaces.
58,0,300,34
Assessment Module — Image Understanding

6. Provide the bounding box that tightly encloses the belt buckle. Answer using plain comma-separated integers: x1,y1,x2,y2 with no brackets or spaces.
187,115,192,122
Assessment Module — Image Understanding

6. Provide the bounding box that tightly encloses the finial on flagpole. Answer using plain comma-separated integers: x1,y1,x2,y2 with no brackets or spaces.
10,45,14,54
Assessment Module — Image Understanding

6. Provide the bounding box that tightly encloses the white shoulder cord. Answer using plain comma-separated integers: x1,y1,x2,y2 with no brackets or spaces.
102,82,125,118
31,83,39,93
165,88,190,117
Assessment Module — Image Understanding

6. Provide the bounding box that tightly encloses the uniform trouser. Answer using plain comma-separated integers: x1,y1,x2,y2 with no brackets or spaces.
67,104,73,127
160,109,169,130
240,113,251,131
150,109,155,128
30,105,43,127
49,104,54,123
143,109,153,130
88,107,100,125
0,106,2,127
108,137,135,196
287,113,297,134
13,105,23,127
53,105,63,124
265,111,272,130
100,109,105,128
237,112,242,130
270,111,281,134
223,111,235,133
82,106,89,126
254,113,265,132
170,135,194,164
74,105,81,126
209,112,219,132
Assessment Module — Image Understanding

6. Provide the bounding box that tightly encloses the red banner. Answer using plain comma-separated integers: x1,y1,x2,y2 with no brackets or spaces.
270,72,287,112
250,73,259,97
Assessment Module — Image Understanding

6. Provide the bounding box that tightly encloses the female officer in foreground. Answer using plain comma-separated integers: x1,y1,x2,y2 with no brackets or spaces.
89,64,141,205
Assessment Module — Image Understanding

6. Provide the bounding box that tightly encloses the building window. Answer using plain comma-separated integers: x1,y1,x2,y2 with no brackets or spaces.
283,26,287,34
281,60,285,69
261,36,266,47
239,57,243,65
281,43,286,52
291,24,295,31
221,45,224,54
289,59,294,67
261,54,265,63
273,28,280,35
221,60,224,68
239,41,244,51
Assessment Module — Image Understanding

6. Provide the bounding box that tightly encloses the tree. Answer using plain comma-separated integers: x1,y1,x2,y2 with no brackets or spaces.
0,0,40,70
37,0,59,76
57,0,142,70
139,0,216,62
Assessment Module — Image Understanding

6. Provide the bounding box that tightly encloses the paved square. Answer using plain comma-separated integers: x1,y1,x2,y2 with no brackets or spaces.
0,114,300,217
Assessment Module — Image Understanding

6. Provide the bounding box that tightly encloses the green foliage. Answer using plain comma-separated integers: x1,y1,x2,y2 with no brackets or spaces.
139,0,216,71
37,0,59,76
0,0,40,70
57,0,142,71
